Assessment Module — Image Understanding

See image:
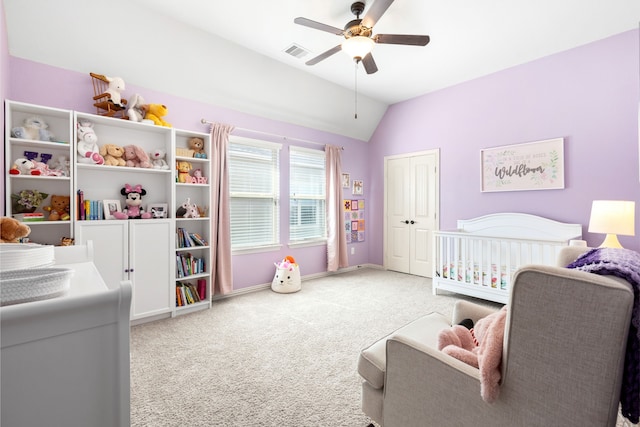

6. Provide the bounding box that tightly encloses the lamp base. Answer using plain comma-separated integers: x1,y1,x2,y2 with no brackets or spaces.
598,234,623,249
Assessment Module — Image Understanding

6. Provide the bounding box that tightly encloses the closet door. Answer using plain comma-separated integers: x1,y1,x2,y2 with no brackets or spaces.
384,150,439,277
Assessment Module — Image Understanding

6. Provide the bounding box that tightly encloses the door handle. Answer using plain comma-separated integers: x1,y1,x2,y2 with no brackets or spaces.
410,220,416,224
402,220,409,224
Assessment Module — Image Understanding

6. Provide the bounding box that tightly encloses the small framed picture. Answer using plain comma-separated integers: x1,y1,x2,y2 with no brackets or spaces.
352,179,363,195
342,173,351,188
148,203,168,218
103,199,122,220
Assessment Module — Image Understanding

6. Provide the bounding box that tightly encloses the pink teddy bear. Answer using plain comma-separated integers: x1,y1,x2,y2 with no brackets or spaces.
437,306,508,403
122,145,152,168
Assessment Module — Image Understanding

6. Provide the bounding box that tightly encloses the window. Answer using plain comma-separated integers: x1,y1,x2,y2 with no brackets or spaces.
289,146,326,243
229,137,281,250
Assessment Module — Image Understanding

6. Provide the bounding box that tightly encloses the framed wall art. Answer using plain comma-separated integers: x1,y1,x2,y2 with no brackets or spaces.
352,179,363,195
342,173,351,189
480,138,564,192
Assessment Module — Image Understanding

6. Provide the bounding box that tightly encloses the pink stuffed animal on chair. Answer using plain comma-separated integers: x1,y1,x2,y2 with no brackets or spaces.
123,145,152,168
437,306,508,403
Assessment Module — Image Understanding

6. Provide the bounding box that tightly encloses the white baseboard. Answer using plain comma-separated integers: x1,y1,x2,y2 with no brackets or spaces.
212,263,385,301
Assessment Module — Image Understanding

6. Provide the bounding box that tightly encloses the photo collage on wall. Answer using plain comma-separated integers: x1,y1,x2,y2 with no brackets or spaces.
344,199,365,243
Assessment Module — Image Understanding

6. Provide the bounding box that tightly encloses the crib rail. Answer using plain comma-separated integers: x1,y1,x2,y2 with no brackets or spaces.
432,231,569,303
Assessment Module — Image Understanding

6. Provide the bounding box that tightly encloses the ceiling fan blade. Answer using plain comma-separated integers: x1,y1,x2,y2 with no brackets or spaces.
374,34,430,46
361,53,378,74
361,0,394,28
294,17,344,35
306,45,343,65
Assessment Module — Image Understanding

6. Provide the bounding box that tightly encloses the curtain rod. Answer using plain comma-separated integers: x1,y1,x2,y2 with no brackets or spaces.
200,119,343,150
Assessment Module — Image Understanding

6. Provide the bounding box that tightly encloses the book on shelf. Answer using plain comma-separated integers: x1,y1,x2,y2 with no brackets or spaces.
176,281,202,306
13,212,45,222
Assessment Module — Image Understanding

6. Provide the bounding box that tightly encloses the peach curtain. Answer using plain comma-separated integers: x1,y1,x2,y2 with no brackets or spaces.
326,145,348,271
210,123,234,295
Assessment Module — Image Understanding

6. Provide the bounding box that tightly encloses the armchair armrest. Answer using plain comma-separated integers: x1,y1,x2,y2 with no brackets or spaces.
452,300,500,325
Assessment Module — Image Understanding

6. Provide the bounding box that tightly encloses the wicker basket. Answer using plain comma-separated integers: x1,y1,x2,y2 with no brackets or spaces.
0,243,55,271
176,147,195,158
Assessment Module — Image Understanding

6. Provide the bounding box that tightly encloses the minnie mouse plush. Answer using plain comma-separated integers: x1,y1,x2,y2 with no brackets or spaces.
112,183,152,219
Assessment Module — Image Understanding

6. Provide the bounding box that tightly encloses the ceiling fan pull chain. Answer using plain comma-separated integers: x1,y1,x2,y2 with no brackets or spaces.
354,61,359,119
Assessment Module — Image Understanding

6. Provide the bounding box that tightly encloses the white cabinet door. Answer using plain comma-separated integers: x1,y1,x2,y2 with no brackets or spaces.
76,220,173,320
75,221,128,289
129,220,173,319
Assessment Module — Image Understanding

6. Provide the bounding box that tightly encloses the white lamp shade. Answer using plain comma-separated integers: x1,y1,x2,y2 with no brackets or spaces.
588,200,635,236
341,36,375,59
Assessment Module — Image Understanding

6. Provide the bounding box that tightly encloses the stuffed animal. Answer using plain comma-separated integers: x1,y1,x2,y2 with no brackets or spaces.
105,75,126,108
126,93,148,122
112,184,152,219
176,160,193,183
149,148,170,169
77,121,105,165
47,155,70,176
123,145,153,168
144,104,172,127
437,306,508,403
99,144,126,166
0,217,31,243
188,137,206,158
183,202,200,218
9,158,38,175
11,116,55,141
31,159,63,177
42,195,71,221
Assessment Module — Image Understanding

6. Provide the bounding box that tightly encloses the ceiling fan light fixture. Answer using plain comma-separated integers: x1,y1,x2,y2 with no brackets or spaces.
341,36,375,60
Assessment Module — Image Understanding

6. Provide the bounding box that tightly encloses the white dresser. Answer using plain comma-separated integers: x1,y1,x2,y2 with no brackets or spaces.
1,243,131,427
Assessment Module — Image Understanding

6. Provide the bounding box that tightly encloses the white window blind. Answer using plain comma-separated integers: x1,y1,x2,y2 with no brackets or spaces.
289,146,326,243
229,138,281,249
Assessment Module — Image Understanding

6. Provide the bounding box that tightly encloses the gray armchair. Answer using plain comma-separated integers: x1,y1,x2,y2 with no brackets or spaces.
358,248,634,427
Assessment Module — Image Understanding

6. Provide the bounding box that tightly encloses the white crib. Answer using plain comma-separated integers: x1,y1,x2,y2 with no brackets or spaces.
432,213,582,303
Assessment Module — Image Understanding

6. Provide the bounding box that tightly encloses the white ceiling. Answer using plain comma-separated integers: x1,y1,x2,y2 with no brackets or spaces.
130,0,640,105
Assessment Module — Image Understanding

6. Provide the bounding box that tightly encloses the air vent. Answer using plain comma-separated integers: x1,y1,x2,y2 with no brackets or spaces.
284,43,310,59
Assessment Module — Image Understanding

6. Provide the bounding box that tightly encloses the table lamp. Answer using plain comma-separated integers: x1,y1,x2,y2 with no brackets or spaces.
588,200,636,248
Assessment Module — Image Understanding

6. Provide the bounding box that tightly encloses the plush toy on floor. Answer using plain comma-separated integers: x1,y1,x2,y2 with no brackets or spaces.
271,256,301,293
0,217,31,243
112,184,152,219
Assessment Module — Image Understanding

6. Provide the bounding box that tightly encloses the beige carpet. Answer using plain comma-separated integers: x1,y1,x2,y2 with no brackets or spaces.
129,267,635,427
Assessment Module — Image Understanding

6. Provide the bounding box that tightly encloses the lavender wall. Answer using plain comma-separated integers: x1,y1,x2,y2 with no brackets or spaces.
369,29,640,259
5,58,371,290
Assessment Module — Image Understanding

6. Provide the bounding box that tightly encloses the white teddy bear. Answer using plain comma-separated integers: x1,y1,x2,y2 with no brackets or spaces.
149,148,170,169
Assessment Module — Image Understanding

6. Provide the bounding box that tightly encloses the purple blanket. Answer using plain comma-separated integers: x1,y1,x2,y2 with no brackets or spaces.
567,248,640,424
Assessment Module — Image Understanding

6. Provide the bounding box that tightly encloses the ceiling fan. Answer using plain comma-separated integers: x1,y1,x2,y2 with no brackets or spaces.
294,0,430,74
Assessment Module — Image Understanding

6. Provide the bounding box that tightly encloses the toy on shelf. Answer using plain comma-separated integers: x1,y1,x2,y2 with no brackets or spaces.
149,148,170,169
9,158,37,175
126,93,149,122
176,197,199,218
89,72,128,118
77,120,105,165
192,169,208,184
10,116,55,142
42,195,71,221
112,184,152,219
0,217,31,243
47,155,71,177
99,144,126,166
123,145,152,168
144,103,172,127
188,137,207,158
176,160,193,183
